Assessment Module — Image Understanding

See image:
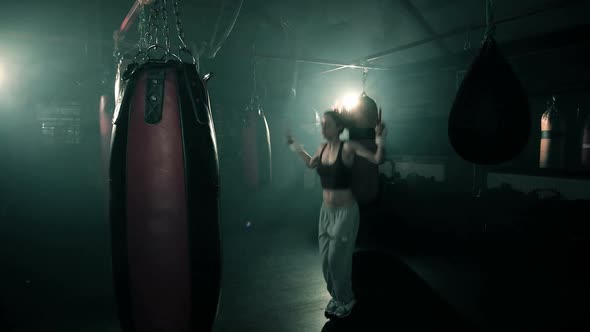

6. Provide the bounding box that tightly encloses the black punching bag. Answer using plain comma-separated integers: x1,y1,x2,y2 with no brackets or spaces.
109,60,221,332
346,94,380,205
448,37,531,165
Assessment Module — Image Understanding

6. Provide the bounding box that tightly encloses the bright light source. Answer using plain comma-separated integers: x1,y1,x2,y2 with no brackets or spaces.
334,92,361,112
0,63,5,87
342,94,360,110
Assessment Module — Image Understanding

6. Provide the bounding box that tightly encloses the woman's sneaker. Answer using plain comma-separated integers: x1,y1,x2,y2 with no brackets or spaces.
324,298,340,318
332,298,356,318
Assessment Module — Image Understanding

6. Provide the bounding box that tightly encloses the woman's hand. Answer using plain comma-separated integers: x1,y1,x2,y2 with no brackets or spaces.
286,131,303,152
375,122,386,136
375,108,387,146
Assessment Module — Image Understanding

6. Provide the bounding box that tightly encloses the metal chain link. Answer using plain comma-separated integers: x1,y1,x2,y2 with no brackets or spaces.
195,50,201,72
173,0,189,50
113,31,122,63
362,67,369,94
249,43,258,108
162,0,171,56
483,0,496,41
144,2,159,49
174,0,196,63
128,0,195,65
153,4,160,47
138,7,149,50
463,29,472,51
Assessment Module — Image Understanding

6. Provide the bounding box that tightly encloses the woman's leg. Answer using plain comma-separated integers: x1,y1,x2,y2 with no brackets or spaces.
327,203,360,304
318,203,334,296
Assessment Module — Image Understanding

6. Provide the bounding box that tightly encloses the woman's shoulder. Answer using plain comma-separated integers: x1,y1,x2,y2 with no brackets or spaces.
341,140,359,155
342,139,358,148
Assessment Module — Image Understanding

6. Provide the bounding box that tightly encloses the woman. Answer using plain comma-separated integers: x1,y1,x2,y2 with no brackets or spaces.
287,110,386,319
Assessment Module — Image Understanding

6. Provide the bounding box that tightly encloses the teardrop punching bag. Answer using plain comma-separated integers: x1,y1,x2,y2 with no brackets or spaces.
241,105,272,190
109,60,221,332
539,97,565,169
448,8,531,165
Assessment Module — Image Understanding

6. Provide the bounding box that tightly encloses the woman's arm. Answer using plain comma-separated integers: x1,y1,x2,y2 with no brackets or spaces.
349,123,387,164
288,136,325,169
349,140,385,164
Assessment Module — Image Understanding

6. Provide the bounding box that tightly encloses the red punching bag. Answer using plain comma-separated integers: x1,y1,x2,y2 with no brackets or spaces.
582,112,590,168
99,95,113,179
240,43,272,191
114,58,131,108
241,105,272,190
539,96,565,169
109,60,221,332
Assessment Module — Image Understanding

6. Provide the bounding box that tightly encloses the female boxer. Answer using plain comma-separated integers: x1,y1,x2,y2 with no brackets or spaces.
287,110,386,318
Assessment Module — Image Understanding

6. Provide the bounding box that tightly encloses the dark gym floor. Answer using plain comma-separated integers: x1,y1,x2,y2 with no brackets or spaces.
1,187,588,332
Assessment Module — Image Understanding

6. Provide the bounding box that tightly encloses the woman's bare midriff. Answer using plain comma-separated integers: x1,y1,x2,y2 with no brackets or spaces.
322,189,356,208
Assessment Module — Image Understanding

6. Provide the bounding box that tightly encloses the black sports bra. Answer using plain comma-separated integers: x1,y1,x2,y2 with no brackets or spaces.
316,142,351,190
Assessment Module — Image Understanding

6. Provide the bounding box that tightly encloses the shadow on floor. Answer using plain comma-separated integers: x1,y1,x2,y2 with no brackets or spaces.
321,250,478,332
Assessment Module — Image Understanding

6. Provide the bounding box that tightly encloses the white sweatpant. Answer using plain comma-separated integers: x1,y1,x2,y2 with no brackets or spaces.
318,202,360,303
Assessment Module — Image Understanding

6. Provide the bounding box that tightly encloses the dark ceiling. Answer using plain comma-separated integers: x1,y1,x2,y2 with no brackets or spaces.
2,0,588,64
1,0,589,111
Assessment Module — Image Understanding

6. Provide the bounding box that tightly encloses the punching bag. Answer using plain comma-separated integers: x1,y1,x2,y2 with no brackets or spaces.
114,58,131,107
109,60,221,332
241,106,272,190
345,94,380,205
582,113,590,168
539,96,566,169
99,95,113,180
448,35,530,165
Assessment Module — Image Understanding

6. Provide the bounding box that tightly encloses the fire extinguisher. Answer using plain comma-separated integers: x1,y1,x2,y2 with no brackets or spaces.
539,96,566,169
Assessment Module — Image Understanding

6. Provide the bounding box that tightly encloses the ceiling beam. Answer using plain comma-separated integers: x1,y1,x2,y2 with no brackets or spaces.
328,0,587,73
403,23,590,76
254,23,590,85
399,0,453,57
254,54,396,71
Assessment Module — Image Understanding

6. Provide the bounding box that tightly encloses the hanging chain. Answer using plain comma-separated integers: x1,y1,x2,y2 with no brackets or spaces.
135,0,169,62
162,0,171,55
126,0,196,65
174,0,195,63
250,43,259,108
195,49,201,72
137,7,149,50
142,2,159,49
362,67,369,95
152,2,160,47
127,3,155,64
483,0,496,42
463,29,472,50
173,0,188,49
113,30,122,63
